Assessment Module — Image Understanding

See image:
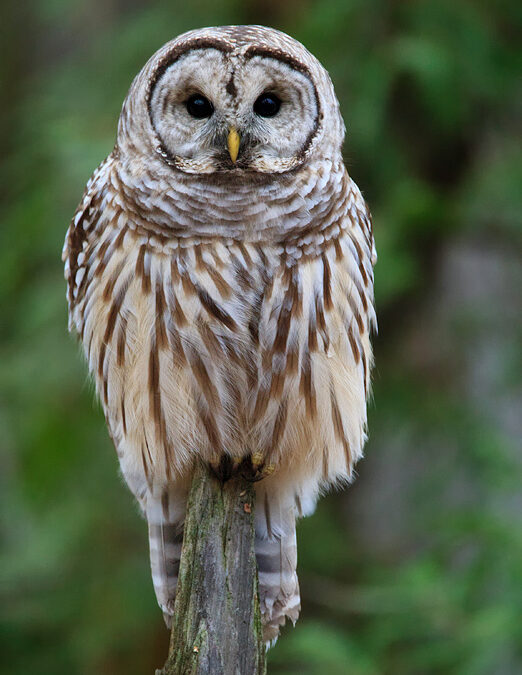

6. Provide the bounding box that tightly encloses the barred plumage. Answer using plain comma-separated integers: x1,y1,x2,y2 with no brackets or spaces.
63,25,376,642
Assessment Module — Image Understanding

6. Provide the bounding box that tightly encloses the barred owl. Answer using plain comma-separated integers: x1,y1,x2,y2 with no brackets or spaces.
63,25,376,642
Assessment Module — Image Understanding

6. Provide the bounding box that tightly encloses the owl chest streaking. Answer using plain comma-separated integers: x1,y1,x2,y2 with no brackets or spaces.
63,25,376,642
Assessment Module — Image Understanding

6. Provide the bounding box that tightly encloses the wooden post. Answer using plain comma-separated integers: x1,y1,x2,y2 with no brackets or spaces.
158,462,266,675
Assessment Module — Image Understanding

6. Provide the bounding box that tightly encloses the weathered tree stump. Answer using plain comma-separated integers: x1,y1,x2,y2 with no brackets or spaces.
159,462,266,675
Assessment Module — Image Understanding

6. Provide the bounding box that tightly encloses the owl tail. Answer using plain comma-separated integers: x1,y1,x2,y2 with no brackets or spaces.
146,489,186,627
146,484,300,641
254,487,301,643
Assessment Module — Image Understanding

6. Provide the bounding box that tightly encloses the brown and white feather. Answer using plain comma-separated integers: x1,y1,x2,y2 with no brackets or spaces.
63,25,376,642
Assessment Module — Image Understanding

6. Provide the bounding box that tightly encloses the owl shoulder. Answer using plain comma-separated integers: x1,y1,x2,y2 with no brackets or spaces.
63,151,118,313
345,176,376,268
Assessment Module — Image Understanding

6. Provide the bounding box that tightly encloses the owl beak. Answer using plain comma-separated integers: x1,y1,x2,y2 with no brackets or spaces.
227,127,240,163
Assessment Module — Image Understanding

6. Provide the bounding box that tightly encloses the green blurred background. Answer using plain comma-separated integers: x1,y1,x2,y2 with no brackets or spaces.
1,1,521,673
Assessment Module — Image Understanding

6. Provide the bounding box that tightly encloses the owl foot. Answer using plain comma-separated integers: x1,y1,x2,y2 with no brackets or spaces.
208,454,243,483
240,452,275,483
208,453,274,483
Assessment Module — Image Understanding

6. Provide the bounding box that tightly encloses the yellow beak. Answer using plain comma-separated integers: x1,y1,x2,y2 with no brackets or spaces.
227,127,240,163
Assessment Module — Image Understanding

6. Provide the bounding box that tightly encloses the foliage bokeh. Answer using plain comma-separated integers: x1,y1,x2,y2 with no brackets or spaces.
1,1,521,673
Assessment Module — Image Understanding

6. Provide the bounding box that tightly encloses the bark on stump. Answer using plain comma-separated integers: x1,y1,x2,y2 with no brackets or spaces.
159,462,266,675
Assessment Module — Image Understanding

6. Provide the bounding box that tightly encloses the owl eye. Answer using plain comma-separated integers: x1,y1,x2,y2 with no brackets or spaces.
253,92,281,117
186,94,214,119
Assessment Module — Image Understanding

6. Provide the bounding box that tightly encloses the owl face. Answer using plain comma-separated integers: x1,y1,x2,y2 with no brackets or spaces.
149,47,320,174
119,27,345,177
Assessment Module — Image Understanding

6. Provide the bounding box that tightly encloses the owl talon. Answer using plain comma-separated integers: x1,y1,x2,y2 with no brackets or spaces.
208,455,246,482
240,456,275,482
231,456,243,473
251,452,264,468
209,455,232,482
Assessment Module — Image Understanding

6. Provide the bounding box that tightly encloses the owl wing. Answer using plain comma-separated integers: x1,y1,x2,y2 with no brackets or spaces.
250,174,376,640
62,153,116,332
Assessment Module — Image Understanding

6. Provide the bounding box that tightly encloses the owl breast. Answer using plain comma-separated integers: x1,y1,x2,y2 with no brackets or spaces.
65,159,375,504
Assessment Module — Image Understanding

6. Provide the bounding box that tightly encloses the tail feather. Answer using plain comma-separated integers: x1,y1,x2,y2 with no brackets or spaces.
148,522,183,623
255,489,301,642
146,489,186,626
146,484,301,641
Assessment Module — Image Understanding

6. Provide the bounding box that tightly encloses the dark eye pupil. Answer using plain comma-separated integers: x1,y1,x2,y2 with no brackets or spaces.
253,92,281,117
186,94,213,119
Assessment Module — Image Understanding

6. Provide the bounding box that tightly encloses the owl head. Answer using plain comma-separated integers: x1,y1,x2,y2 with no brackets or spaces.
117,26,345,176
